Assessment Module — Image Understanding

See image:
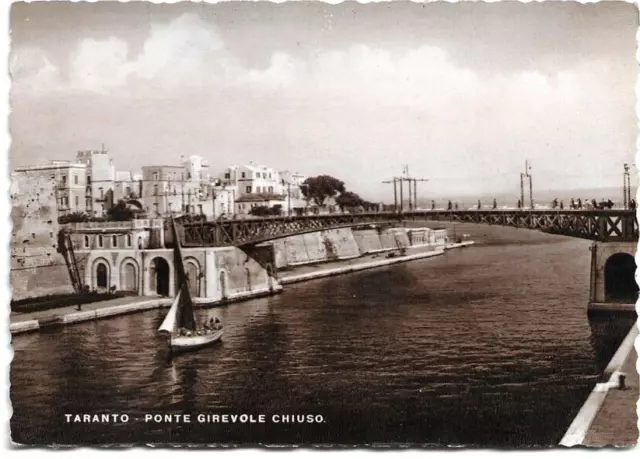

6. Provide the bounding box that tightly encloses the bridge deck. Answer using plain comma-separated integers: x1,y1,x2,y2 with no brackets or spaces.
176,210,638,247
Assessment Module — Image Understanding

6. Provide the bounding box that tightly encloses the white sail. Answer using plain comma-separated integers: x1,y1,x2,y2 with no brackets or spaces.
158,289,182,335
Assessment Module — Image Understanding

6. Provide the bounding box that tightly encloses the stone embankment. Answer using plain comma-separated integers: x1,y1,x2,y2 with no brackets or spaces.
560,322,639,447
11,226,468,335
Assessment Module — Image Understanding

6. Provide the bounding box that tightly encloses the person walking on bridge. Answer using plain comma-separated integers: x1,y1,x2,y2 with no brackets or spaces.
492,198,497,209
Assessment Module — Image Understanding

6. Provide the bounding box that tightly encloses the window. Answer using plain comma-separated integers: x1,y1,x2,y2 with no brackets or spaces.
87,175,92,184
269,173,272,179
224,172,230,179
256,186,261,193
97,235,104,248
74,196,79,208
153,172,159,180
84,235,89,248
268,186,273,193
126,234,132,248
198,204,203,214
153,185,159,196
61,175,67,185
241,172,246,178
246,186,252,193
86,198,91,208
73,175,78,185
99,188,104,198
112,235,117,248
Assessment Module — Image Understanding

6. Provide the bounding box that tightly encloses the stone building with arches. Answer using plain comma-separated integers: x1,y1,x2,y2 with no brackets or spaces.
588,241,638,312
68,219,280,302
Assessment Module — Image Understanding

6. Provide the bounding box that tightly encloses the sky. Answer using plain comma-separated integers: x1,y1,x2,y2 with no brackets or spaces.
9,1,639,202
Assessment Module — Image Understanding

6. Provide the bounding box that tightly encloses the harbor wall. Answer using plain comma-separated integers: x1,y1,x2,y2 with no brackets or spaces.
10,171,72,301
271,226,448,269
271,228,361,269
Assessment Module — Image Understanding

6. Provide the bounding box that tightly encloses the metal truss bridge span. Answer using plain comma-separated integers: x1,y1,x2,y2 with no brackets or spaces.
178,209,638,247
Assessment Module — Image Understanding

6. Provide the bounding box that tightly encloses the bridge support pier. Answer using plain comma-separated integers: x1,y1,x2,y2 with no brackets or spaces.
588,241,638,314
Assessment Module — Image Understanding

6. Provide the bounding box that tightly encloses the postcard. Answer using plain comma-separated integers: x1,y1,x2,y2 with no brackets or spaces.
8,0,639,448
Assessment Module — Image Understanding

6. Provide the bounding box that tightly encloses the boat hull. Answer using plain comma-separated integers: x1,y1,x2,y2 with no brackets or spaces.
170,330,223,353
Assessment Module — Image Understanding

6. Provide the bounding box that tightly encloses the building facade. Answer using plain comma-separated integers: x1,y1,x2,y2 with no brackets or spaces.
141,165,216,218
76,149,116,217
14,161,88,215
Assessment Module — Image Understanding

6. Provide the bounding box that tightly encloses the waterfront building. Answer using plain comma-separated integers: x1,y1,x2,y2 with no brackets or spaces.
235,193,288,216
279,170,308,214
13,161,88,215
75,149,116,217
212,186,236,218
219,163,283,198
181,155,211,182
64,219,276,299
113,170,142,204
141,164,217,218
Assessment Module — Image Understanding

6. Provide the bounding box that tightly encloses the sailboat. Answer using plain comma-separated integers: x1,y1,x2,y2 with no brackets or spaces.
158,217,223,353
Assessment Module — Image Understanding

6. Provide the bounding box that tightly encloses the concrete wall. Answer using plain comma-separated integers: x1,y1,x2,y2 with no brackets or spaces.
272,228,362,268
10,171,73,301
273,226,449,269
589,241,637,304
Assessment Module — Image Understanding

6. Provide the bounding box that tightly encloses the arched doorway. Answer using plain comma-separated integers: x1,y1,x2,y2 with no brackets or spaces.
151,257,170,296
96,262,108,289
219,271,227,300
120,261,137,293
185,260,200,298
604,253,638,302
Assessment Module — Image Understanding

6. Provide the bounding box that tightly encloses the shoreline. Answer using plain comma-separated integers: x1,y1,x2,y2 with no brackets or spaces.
10,242,473,336
559,321,639,447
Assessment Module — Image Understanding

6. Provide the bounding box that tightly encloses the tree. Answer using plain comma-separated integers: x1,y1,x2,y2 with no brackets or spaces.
107,200,135,221
301,175,345,207
58,212,90,224
249,205,282,217
336,191,364,212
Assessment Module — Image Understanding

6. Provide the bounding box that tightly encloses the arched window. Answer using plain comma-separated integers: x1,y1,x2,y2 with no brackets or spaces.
97,235,104,248
126,234,132,248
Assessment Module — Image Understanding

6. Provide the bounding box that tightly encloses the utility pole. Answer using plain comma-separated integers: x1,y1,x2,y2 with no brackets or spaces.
520,160,533,209
396,164,428,211
382,178,399,212
520,172,525,210
527,160,534,209
623,163,631,209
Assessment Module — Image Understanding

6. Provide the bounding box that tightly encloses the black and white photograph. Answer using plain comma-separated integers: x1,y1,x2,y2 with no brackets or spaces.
7,0,639,448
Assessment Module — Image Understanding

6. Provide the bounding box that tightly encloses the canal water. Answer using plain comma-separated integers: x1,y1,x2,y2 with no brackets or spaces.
10,224,635,446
